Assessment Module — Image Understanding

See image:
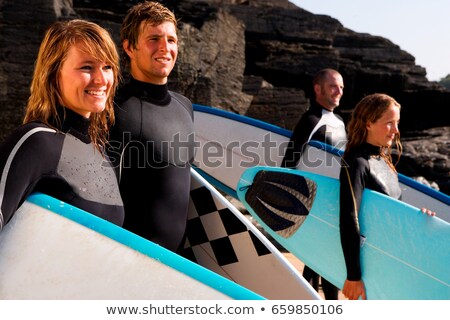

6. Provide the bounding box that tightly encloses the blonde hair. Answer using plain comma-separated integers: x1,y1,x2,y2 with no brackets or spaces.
120,1,177,68
24,19,120,151
344,93,402,170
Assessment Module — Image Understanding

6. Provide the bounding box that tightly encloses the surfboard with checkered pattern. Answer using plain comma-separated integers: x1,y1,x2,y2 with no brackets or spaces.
179,168,320,300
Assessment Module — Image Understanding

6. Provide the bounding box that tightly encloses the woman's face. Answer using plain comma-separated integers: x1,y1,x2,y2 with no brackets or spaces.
58,44,114,118
366,103,400,147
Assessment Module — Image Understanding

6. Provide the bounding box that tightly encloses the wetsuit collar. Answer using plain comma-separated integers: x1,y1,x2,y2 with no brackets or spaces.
127,77,171,106
361,142,383,155
312,100,333,113
60,108,91,144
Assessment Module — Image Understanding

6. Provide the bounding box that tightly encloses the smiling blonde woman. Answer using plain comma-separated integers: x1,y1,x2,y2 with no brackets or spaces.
0,19,124,232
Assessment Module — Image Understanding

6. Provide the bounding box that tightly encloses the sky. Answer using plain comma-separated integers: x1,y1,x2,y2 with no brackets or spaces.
289,0,450,81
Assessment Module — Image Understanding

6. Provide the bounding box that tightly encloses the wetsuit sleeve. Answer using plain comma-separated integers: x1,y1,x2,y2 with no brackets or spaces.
339,157,368,281
281,116,315,168
0,125,59,230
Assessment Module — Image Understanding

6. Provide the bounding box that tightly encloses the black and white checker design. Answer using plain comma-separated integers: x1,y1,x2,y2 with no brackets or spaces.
181,184,271,267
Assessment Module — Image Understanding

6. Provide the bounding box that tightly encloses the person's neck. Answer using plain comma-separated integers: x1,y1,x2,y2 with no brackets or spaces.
129,76,171,105
314,99,335,112
58,107,91,143
130,71,167,86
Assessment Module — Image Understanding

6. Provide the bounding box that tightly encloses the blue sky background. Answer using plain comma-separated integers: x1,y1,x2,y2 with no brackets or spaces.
290,0,450,81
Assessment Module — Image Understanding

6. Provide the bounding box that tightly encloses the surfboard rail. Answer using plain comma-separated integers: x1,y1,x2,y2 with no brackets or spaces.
194,104,292,137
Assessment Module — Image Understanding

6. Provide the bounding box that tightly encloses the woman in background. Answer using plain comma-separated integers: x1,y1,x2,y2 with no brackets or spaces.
339,93,435,300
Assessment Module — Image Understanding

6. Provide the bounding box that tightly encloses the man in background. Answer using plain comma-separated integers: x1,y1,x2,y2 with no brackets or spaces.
281,68,346,299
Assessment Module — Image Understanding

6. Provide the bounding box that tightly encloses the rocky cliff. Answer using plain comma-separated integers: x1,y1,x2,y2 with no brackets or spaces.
0,0,448,193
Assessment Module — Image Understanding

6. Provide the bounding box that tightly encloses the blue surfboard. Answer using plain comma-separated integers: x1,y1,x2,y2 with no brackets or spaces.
237,166,450,299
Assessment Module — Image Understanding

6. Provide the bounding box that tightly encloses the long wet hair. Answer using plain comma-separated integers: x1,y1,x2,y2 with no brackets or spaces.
120,1,178,68
344,93,402,170
24,19,120,151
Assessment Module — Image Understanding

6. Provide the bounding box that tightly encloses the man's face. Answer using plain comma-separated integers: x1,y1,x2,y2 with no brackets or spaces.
315,73,344,111
123,21,178,84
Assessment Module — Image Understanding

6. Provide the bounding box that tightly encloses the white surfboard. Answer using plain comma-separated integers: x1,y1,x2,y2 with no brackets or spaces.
0,193,263,300
193,104,450,222
182,168,320,300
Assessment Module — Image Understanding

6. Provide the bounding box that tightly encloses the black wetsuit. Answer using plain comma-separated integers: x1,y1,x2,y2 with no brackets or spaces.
0,109,124,231
281,100,346,299
108,77,195,252
340,142,401,281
